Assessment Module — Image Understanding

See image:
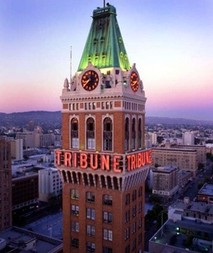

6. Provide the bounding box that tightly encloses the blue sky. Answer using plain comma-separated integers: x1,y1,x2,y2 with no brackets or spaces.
0,0,213,120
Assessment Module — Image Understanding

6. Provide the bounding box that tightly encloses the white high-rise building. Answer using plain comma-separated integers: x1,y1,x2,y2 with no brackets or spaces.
10,139,23,160
183,131,195,145
146,132,157,148
38,168,62,202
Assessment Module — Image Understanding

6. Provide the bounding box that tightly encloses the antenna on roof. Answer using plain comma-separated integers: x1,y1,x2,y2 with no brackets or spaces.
70,46,72,84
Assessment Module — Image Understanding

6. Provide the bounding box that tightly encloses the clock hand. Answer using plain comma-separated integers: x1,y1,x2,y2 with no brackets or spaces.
82,78,90,87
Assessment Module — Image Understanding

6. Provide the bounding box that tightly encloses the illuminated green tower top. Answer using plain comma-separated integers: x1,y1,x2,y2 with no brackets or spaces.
78,3,131,71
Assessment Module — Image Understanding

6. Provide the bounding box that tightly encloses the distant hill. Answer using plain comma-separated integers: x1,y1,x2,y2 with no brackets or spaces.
146,116,213,126
0,111,61,130
0,111,212,129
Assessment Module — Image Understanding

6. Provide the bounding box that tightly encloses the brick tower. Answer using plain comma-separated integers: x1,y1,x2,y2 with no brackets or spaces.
55,3,151,253
0,137,12,230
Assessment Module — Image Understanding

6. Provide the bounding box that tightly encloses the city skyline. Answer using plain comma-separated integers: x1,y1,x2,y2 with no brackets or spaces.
1,0,213,120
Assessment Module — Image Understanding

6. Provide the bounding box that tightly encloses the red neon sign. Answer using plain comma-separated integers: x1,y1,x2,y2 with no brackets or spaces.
55,149,152,173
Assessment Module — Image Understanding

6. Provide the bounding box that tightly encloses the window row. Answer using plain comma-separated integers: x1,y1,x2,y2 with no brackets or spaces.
71,228,113,242
125,204,143,223
124,220,142,240
71,190,113,206
71,238,112,253
125,117,143,151
71,117,112,151
125,187,143,205
71,116,144,151
125,233,142,253
71,236,141,252
71,206,112,223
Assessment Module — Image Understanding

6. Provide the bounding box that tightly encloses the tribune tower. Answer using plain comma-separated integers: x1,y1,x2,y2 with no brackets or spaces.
55,3,151,253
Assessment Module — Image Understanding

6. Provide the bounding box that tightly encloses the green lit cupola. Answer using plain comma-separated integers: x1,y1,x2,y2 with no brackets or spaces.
78,3,131,71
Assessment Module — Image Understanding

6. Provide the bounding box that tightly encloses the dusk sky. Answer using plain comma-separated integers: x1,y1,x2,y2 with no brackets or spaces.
0,0,213,120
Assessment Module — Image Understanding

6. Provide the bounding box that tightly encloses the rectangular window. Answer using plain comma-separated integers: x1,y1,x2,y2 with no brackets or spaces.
86,208,95,220
71,221,79,232
86,191,95,202
125,245,130,253
87,138,95,149
71,238,79,248
132,190,137,201
87,224,95,237
103,247,113,253
71,205,79,216
125,193,130,205
138,217,142,229
138,201,142,213
72,138,79,148
132,222,136,234
103,229,113,241
86,241,95,253
103,211,112,223
132,239,136,251
125,210,130,223
132,205,136,217
138,233,142,245
138,186,142,197
124,227,130,240
71,189,79,200
103,194,112,205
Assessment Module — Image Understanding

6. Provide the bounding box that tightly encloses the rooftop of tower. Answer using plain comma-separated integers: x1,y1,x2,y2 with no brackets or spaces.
78,3,131,71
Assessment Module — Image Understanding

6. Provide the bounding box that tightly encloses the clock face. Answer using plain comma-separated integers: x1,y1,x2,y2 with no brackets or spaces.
81,70,99,91
130,71,139,92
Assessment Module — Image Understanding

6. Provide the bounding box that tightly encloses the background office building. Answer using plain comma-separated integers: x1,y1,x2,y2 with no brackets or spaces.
152,166,179,198
39,168,62,202
152,147,198,176
0,137,12,230
12,172,38,212
182,131,195,145
10,138,23,160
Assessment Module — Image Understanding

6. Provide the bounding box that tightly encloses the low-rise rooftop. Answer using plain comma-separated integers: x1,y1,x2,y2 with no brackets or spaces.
152,166,177,173
149,219,213,253
198,183,213,197
0,226,62,253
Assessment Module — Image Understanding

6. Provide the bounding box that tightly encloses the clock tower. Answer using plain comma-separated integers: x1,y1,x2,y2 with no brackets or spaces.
55,3,151,253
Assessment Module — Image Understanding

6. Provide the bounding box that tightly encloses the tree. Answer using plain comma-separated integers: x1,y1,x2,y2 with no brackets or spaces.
149,194,161,204
198,163,204,171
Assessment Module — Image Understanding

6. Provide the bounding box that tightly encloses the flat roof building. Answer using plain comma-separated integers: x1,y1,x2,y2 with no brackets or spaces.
198,183,213,204
0,226,62,253
39,168,62,202
168,199,213,224
152,166,179,198
12,172,38,211
152,147,198,176
149,219,213,253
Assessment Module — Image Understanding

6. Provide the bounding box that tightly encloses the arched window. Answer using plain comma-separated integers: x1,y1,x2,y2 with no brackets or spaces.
125,118,129,151
132,118,136,150
71,118,79,148
103,117,112,151
86,117,95,150
138,118,142,149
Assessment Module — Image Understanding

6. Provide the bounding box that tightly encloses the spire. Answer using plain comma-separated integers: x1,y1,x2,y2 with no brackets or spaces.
78,4,131,71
